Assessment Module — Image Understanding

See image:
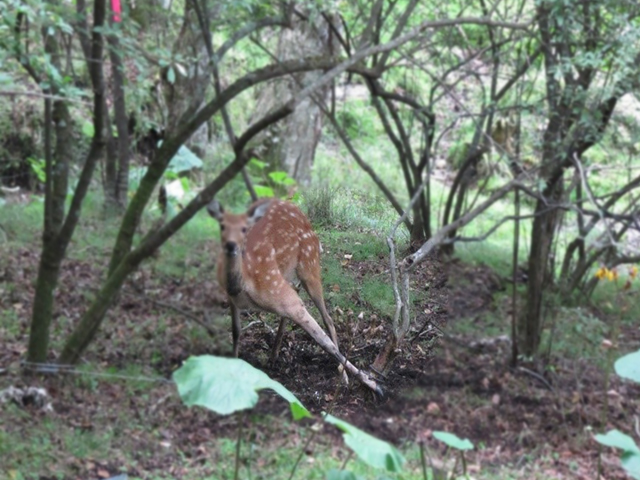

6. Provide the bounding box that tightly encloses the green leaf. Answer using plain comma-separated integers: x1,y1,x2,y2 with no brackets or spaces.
615,350,640,383
81,121,94,138
621,452,640,480
323,414,405,472
433,431,474,451
173,355,311,420
250,158,268,169
253,185,274,197
163,144,203,175
595,430,640,455
167,66,176,84
326,469,359,480
27,157,46,182
268,171,289,183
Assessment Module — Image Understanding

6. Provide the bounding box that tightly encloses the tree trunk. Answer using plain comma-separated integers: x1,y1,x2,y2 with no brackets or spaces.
249,13,334,185
519,177,563,355
27,0,107,364
26,28,73,363
27,247,64,362
108,24,131,208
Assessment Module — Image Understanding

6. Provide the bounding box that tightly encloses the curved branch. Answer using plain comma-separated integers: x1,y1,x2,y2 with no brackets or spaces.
215,17,289,62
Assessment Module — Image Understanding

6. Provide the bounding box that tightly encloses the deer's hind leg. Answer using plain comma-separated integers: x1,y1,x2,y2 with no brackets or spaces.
296,260,339,350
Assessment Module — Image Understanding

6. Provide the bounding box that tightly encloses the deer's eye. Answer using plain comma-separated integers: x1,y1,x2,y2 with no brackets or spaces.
242,227,247,234
220,225,225,231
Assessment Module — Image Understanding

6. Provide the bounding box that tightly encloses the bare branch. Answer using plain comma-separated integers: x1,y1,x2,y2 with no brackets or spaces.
0,89,90,105
215,17,289,62
403,179,520,272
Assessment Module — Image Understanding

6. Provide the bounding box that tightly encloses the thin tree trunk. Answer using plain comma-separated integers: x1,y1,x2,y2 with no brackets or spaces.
108,32,130,207
26,23,73,363
27,0,107,364
520,178,562,355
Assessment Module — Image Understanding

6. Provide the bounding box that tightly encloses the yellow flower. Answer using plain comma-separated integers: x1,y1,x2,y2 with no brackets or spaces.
595,267,607,280
630,265,638,280
606,269,618,282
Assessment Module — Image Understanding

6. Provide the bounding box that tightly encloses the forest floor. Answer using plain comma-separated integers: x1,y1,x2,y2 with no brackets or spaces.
1,236,640,479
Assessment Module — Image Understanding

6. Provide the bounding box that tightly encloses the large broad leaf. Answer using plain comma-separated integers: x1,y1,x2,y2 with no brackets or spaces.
595,430,640,455
173,356,310,420
166,144,203,174
615,350,640,383
433,431,474,451
324,414,405,472
622,452,640,480
326,469,359,480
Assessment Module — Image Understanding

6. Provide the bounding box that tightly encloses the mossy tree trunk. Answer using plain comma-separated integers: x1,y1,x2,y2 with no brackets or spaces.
249,10,334,186
519,0,627,356
26,0,108,365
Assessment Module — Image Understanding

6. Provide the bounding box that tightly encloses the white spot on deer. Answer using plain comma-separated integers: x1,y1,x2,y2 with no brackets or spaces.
257,256,262,263
265,275,271,281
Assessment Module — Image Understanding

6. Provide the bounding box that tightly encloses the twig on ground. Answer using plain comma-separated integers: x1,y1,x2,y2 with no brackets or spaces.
515,366,554,392
242,319,275,335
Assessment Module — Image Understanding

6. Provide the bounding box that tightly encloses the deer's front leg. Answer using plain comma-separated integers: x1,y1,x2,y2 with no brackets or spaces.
230,303,241,357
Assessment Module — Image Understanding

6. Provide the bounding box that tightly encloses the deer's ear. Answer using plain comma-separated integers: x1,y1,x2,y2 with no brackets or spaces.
247,200,272,226
207,200,224,221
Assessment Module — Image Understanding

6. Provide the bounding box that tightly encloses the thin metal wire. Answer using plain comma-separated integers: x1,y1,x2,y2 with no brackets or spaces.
17,361,174,384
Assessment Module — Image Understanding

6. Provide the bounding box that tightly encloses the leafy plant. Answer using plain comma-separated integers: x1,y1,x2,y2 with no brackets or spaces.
615,348,640,383
595,348,640,479
173,355,310,419
247,158,298,199
432,431,474,451
431,431,474,478
27,157,46,183
324,414,405,472
173,355,406,479
595,428,640,480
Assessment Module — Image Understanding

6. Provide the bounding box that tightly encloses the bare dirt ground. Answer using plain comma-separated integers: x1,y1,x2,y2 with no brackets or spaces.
1,243,639,479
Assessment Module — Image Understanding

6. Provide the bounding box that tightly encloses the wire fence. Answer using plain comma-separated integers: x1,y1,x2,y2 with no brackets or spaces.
8,360,175,385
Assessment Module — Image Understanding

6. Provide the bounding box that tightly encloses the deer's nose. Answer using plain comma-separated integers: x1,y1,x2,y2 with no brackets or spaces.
224,241,238,257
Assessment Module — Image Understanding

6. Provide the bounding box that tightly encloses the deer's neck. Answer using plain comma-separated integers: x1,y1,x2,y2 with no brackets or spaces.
224,254,244,297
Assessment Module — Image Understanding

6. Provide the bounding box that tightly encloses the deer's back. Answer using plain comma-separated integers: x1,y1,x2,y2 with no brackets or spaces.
244,200,320,286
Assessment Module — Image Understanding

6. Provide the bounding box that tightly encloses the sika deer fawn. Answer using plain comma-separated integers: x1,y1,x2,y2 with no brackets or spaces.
207,198,381,394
